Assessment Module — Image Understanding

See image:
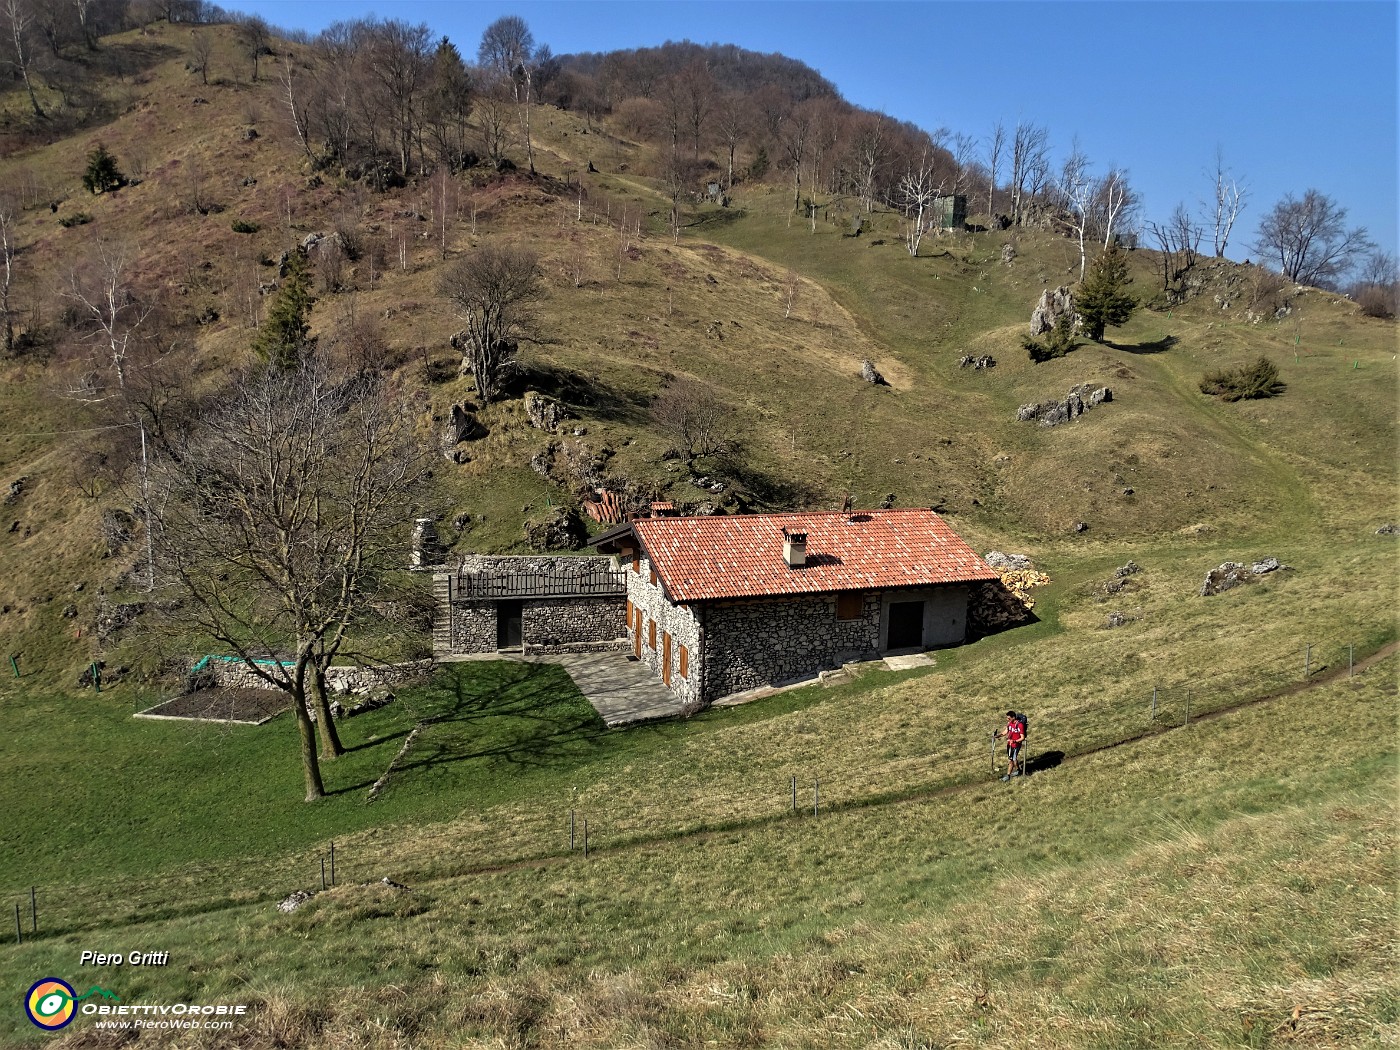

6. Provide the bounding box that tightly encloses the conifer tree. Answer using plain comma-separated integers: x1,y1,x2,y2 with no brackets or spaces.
252,250,315,369
82,144,125,195
1077,244,1137,341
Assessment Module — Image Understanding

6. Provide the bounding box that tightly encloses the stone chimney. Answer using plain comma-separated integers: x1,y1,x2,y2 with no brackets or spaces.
782,528,808,569
410,518,442,568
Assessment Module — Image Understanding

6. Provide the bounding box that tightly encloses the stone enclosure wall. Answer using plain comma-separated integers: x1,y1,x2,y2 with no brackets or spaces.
200,657,434,695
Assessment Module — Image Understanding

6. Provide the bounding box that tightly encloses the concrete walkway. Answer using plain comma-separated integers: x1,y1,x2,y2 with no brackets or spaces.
440,650,683,727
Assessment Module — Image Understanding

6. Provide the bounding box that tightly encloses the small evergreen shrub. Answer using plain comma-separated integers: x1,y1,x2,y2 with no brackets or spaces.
1023,313,1078,362
58,212,93,228
231,219,261,234
1200,355,1284,401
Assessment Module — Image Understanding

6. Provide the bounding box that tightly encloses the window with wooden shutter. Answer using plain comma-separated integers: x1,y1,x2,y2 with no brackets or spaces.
649,566,657,586
836,592,864,621
632,551,640,574
626,599,633,623
648,619,657,650
678,644,689,679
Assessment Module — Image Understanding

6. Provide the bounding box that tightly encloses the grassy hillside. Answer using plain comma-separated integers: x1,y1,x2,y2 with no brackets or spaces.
0,20,1395,1050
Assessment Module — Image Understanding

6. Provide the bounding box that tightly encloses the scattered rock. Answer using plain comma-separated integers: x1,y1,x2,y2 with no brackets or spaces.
523,506,587,552
1199,562,1253,596
4,477,27,505
959,354,996,370
1104,611,1130,628
1030,285,1079,337
441,404,485,457
1115,560,1141,577
379,876,411,891
242,127,259,141
878,492,896,509
1001,243,1017,265
1178,522,1214,536
1073,522,1088,533
860,359,889,385
93,596,146,641
689,475,726,494
277,890,314,913
1251,557,1281,575
1376,523,1399,535
524,391,569,433
62,603,78,619
1018,383,1112,426
984,551,1034,570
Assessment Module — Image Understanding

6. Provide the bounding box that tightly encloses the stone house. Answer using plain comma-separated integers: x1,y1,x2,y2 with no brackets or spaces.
433,556,627,655
593,509,999,706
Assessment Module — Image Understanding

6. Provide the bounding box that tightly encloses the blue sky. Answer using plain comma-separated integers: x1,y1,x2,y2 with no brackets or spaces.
232,1,1398,264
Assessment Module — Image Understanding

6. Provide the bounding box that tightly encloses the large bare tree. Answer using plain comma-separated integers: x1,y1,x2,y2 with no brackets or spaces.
148,361,428,800
440,245,543,405
1253,189,1371,287
478,15,547,174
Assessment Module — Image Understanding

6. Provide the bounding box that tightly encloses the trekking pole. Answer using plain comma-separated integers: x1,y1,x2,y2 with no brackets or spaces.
990,729,998,776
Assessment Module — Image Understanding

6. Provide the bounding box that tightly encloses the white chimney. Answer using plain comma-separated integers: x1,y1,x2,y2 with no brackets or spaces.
782,529,808,569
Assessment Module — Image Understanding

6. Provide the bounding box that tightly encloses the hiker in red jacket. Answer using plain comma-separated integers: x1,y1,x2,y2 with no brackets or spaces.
997,710,1027,781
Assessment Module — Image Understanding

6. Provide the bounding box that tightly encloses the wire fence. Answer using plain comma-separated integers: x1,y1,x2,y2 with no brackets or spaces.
6,638,1387,945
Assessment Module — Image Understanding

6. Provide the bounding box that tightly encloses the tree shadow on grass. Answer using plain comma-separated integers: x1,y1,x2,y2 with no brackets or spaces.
506,363,651,426
387,662,613,780
1106,334,1178,354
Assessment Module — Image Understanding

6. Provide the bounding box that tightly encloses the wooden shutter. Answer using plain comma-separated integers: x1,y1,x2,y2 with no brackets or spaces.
678,644,689,679
836,592,863,621
648,619,657,650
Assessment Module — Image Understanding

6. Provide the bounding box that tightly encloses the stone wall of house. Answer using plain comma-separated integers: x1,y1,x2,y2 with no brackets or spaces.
626,552,702,706
702,592,882,701
445,596,625,654
449,600,499,653
523,597,627,650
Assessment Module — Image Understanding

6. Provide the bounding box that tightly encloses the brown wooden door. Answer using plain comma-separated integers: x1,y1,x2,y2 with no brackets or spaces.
662,631,672,685
634,609,643,658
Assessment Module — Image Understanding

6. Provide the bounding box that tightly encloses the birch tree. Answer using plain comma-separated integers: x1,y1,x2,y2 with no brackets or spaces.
3,0,44,118
1202,147,1247,257
899,147,941,257
983,120,1005,218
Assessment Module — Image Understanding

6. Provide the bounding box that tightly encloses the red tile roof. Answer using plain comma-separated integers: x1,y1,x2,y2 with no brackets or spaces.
620,509,999,602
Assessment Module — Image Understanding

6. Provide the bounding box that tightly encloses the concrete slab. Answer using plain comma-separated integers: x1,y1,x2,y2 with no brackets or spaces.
883,652,938,671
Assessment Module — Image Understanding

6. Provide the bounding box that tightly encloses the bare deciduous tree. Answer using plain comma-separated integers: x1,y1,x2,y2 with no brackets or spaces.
0,191,16,357
1055,141,1093,281
148,361,429,800
3,0,44,117
1095,166,1136,249
1010,121,1050,225
899,146,943,258
478,15,546,175
188,27,212,85
66,240,152,391
440,246,543,404
1253,189,1373,287
236,14,270,83
1202,147,1247,258
983,120,1006,219
650,376,733,468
